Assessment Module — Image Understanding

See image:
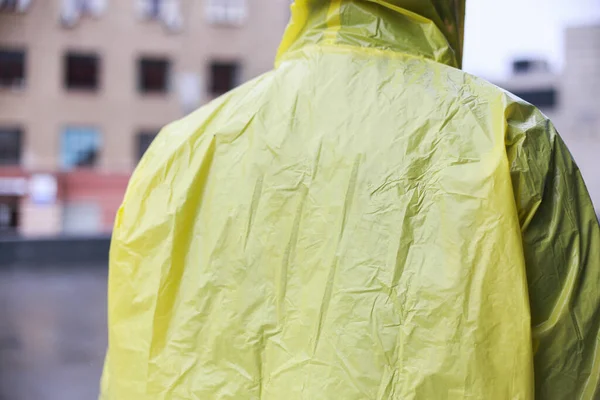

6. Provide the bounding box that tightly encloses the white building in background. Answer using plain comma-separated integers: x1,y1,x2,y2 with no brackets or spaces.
495,24,600,214
562,25,600,215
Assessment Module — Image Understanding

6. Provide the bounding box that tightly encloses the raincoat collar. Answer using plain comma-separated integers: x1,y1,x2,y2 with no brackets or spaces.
276,0,466,69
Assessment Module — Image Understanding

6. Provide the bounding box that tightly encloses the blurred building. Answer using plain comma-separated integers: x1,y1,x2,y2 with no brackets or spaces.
0,0,289,237
495,24,600,213
496,58,560,122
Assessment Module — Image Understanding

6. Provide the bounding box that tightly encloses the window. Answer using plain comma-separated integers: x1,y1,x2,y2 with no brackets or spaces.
62,202,102,234
139,0,162,18
512,59,549,75
60,0,106,27
206,0,247,25
0,198,19,234
68,0,98,13
209,61,239,96
0,0,31,13
0,0,18,12
137,0,182,31
0,128,22,165
0,49,25,89
61,127,101,169
136,131,157,161
138,57,170,94
512,89,557,109
513,60,533,74
64,52,100,91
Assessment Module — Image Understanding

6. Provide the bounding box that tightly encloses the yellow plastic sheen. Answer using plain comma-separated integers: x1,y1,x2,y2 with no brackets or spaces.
101,1,600,398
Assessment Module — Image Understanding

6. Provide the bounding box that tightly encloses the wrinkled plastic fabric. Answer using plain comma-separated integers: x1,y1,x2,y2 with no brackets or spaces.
101,1,600,399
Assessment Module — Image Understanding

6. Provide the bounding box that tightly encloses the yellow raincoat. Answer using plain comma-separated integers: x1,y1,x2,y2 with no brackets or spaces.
101,1,600,398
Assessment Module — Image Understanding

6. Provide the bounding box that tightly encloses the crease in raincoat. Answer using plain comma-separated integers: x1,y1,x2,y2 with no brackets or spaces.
101,1,600,399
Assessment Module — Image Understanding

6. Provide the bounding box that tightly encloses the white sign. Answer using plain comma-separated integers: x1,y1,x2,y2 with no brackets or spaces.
177,72,203,115
0,177,27,196
29,174,58,205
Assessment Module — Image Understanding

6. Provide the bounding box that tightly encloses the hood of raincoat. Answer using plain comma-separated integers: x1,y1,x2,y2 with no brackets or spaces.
277,0,466,68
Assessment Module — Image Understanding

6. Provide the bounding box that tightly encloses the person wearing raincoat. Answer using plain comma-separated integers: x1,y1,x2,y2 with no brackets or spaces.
100,1,600,398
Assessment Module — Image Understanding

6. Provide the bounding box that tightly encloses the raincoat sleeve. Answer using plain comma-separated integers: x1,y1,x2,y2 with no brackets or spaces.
506,101,600,398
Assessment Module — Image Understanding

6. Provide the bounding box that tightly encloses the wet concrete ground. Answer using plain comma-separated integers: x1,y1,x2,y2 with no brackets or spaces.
0,266,107,400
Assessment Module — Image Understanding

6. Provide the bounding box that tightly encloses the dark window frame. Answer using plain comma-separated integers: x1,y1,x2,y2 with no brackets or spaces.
136,130,158,161
513,60,533,74
0,0,19,12
137,57,170,94
0,48,26,89
64,51,100,91
61,126,101,170
512,88,558,109
0,127,22,166
209,61,240,96
0,198,19,234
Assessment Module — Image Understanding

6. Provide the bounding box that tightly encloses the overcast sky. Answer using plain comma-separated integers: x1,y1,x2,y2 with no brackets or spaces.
463,0,600,79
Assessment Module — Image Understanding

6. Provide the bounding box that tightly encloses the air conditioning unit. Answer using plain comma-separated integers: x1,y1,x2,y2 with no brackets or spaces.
60,0,79,27
206,0,246,26
60,0,106,27
161,0,182,32
136,0,159,19
87,0,107,16
136,0,182,31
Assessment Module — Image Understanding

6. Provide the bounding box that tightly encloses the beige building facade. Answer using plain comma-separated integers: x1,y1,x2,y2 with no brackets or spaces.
0,0,289,236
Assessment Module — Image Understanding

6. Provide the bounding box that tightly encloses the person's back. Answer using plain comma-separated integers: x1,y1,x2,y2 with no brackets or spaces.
101,1,600,398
